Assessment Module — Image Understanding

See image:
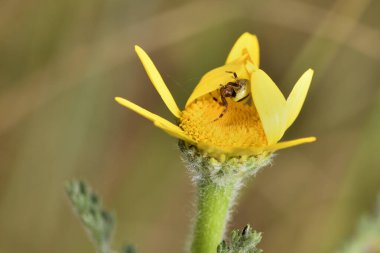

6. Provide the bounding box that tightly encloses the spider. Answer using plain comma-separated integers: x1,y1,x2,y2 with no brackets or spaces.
212,71,250,121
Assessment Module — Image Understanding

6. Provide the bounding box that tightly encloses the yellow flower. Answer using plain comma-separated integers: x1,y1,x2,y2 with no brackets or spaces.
115,32,316,157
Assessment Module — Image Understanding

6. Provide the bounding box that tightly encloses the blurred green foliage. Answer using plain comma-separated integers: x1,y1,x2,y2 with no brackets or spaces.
66,180,136,253
0,0,379,253
337,196,380,253
66,180,116,253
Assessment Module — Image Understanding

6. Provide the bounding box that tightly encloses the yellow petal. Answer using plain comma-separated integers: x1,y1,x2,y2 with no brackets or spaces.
264,137,316,152
135,46,181,118
115,97,193,143
154,121,196,144
186,58,249,107
226,32,260,67
251,69,287,145
286,69,314,129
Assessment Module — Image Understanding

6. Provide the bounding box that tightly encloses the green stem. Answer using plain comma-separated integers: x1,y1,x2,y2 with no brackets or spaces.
190,180,239,253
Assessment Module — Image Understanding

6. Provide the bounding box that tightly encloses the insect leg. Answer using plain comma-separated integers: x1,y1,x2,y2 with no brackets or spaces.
213,104,228,122
209,92,219,102
212,96,228,122
219,92,227,106
225,71,238,79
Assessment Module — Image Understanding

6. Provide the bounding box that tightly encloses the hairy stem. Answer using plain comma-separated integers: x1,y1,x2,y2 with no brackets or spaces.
190,180,239,253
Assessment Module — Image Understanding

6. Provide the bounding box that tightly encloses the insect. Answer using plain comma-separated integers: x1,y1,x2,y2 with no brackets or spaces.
212,71,250,121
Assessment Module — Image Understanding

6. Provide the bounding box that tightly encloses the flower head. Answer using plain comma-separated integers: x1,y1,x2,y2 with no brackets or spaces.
115,33,316,158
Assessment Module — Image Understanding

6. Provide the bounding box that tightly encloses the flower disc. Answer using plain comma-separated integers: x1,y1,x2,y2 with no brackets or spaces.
180,97,267,152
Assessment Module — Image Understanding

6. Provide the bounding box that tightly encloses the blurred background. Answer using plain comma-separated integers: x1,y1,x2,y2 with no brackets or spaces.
0,0,379,252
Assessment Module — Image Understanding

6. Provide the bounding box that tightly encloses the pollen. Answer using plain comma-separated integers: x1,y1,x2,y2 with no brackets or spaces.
180,97,267,151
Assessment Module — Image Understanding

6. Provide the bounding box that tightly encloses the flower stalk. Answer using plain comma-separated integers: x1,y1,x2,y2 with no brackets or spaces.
180,142,272,253
190,179,239,253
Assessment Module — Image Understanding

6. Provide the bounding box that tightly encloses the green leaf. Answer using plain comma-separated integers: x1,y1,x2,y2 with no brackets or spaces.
217,224,263,253
66,180,115,253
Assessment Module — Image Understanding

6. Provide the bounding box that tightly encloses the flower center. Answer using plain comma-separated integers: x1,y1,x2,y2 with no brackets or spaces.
180,97,267,151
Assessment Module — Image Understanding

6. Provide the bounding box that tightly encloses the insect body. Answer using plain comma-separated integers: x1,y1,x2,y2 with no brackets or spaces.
212,71,250,121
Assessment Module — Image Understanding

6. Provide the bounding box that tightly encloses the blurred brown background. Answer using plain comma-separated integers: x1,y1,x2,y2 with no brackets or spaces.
0,0,379,252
